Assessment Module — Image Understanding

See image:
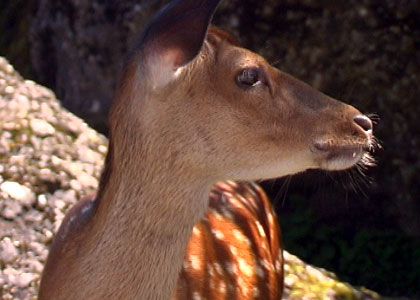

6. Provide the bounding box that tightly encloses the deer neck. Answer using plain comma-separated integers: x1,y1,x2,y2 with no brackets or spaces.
90,136,213,299
98,154,212,233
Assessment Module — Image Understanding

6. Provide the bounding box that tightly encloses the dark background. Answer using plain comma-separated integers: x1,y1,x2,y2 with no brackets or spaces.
1,0,420,297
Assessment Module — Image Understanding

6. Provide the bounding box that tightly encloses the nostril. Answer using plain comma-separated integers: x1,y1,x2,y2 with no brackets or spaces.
353,115,373,132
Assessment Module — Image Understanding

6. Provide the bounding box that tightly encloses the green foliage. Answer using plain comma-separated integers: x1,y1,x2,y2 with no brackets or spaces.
279,202,420,297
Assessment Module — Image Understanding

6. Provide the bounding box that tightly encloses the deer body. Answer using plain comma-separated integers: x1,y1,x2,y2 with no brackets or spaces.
39,0,374,299
174,181,283,300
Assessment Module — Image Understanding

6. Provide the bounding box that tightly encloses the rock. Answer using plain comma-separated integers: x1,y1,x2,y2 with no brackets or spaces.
0,56,107,299
77,146,103,164
7,271,36,289
29,242,48,260
69,179,82,191
29,0,167,133
37,194,47,208
0,271,4,287
0,238,19,264
0,181,35,207
76,172,98,189
23,210,43,223
38,168,53,181
283,252,379,300
29,118,55,137
1,199,23,219
25,259,44,273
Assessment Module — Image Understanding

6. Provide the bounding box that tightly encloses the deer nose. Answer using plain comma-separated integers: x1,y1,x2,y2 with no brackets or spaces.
353,115,373,133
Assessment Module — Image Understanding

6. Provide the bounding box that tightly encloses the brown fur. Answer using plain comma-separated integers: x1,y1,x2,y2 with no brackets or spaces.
39,19,373,300
173,181,283,300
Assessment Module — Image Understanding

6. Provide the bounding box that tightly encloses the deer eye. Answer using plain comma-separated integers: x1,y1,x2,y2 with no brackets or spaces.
237,68,261,87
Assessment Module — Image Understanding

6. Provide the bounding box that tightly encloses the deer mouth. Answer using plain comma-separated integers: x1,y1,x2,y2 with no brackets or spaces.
311,140,371,171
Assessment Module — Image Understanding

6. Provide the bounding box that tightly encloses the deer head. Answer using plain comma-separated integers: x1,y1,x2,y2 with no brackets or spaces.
111,0,374,186
39,1,375,299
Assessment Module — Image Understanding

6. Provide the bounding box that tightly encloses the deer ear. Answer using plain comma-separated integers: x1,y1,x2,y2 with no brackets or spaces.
138,0,221,88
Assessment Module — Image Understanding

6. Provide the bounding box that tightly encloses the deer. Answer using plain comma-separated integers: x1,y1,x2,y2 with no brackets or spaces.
173,180,284,300
38,0,375,299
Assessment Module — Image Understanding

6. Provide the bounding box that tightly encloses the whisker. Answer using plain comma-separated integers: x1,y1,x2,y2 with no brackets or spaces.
272,176,292,207
366,113,380,125
346,170,358,193
334,171,351,208
361,153,377,168
372,136,383,151
346,168,370,200
281,176,292,206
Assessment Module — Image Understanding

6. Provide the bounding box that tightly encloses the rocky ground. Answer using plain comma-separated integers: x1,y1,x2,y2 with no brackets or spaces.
0,57,106,299
0,56,385,299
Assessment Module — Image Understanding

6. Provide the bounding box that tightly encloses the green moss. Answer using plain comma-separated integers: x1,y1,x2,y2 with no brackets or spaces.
280,203,420,297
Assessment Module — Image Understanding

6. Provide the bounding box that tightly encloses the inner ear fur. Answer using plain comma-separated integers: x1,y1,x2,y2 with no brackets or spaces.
137,0,221,87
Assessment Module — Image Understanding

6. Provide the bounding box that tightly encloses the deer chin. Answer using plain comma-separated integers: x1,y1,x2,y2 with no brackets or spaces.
311,141,369,171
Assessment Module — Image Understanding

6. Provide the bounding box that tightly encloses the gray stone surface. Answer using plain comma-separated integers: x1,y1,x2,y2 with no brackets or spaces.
29,0,167,133
0,56,107,299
